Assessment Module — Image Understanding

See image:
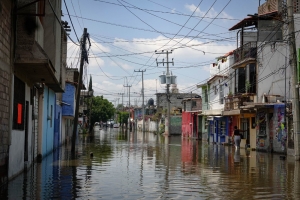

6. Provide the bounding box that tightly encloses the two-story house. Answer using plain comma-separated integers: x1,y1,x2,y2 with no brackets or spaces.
156,84,199,135
9,0,67,179
181,96,202,139
198,52,233,144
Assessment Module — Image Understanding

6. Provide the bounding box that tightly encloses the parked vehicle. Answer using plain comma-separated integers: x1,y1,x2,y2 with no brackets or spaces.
113,123,119,128
107,119,114,127
94,122,101,130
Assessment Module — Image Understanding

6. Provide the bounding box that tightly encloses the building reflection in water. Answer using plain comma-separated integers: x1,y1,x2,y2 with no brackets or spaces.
2,130,300,199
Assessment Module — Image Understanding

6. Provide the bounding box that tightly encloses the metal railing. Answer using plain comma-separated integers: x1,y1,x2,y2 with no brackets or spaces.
233,42,257,64
224,94,254,111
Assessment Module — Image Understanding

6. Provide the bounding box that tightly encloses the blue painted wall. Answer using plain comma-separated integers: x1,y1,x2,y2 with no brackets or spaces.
42,86,55,156
54,99,62,149
62,83,75,117
134,108,143,120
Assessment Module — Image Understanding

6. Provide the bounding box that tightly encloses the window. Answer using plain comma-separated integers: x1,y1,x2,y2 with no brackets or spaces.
219,84,224,104
204,89,208,102
214,85,217,95
13,76,25,130
192,100,196,107
249,63,256,93
237,68,246,93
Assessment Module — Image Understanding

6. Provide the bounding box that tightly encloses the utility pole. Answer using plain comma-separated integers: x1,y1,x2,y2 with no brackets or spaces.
287,0,300,160
156,50,174,136
118,93,124,127
124,85,132,129
72,28,88,154
118,93,124,111
190,91,193,109
135,69,146,133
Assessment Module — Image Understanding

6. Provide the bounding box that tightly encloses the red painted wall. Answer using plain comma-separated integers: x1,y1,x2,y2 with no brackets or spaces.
182,112,198,138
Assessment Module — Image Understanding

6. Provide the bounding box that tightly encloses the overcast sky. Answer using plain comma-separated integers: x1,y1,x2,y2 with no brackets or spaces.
62,0,259,107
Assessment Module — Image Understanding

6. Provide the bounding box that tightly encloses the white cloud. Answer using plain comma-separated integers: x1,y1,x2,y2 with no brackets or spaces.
185,4,234,20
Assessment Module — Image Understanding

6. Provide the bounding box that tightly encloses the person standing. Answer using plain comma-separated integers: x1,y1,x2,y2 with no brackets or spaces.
233,126,242,149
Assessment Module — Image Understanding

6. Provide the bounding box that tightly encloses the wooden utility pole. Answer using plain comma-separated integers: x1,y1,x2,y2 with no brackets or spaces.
72,28,88,154
287,0,300,160
134,69,146,133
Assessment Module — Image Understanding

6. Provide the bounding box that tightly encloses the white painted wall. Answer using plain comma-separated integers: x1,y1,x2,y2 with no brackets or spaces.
209,54,233,111
9,86,34,178
137,119,157,133
294,14,300,50
257,42,291,103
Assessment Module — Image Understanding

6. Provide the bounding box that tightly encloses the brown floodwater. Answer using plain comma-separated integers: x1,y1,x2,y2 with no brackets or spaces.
1,127,300,199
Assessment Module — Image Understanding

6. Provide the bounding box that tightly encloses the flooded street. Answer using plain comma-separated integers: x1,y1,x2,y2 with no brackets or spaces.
1,128,300,199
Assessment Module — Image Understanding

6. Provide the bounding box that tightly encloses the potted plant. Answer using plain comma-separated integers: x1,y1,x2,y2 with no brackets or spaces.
245,80,251,93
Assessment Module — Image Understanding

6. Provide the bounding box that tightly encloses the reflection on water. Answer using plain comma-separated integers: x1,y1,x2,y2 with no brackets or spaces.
1,128,300,199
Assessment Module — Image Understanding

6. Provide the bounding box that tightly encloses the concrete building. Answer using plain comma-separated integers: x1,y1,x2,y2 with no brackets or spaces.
61,68,79,144
8,0,66,180
198,52,233,144
156,84,200,135
181,97,202,139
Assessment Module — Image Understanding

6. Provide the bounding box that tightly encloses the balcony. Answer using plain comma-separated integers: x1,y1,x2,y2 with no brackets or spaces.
224,93,256,113
231,42,257,69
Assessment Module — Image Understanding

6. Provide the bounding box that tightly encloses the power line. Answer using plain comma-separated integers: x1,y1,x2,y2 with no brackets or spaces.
48,0,79,46
63,0,80,42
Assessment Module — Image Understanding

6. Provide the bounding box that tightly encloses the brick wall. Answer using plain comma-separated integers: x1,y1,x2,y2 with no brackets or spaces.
0,0,11,65
0,0,11,186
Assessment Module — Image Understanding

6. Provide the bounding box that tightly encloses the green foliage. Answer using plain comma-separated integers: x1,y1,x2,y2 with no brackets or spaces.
245,80,251,93
159,123,165,134
116,104,124,111
86,96,115,126
117,111,129,125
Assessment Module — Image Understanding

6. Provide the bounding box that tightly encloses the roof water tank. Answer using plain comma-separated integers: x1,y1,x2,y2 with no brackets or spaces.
148,98,154,106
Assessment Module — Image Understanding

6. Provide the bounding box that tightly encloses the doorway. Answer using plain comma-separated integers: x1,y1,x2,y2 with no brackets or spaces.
241,118,250,147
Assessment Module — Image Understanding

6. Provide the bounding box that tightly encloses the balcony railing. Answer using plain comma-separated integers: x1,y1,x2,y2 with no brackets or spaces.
233,42,257,65
224,94,255,111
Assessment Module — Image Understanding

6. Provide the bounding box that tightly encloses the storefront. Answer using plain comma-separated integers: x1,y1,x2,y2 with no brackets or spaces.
256,104,286,153
207,116,229,144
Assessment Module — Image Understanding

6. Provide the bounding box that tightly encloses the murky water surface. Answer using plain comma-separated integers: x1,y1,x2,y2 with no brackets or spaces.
1,128,300,199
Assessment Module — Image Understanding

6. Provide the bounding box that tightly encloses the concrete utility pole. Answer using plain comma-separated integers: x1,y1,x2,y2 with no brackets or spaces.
118,93,124,111
124,85,132,129
287,0,300,160
134,69,146,133
72,28,88,154
156,50,174,136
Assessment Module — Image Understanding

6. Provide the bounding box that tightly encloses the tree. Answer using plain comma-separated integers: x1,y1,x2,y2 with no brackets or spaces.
117,111,129,127
86,96,115,129
116,104,123,111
